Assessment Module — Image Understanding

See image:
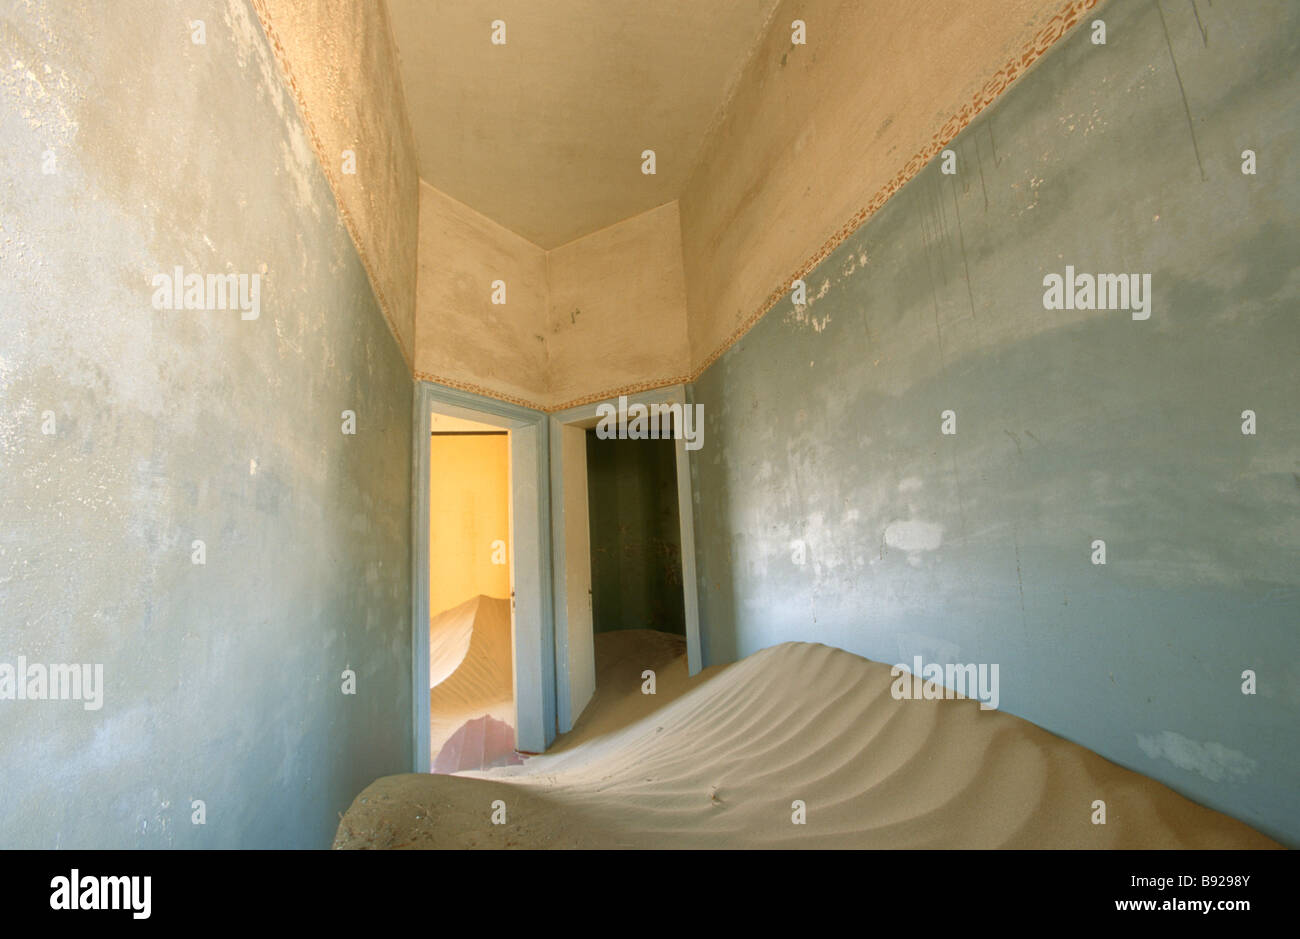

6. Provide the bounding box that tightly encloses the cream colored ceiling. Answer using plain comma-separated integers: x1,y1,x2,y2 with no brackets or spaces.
386,0,781,249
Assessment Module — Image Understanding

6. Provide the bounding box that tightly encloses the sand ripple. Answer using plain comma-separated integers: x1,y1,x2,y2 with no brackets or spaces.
427,595,514,769
339,630,1278,849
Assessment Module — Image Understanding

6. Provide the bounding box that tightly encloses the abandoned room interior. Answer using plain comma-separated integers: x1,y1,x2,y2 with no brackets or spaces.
1,0,1296,854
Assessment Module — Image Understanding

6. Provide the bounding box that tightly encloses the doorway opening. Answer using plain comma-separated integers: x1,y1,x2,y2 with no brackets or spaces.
549,386,702,734
413,382,555,774
426,413,520,774
585,430,686,638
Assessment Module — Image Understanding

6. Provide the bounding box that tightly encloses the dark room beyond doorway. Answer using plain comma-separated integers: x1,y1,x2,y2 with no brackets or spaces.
585,430,686,636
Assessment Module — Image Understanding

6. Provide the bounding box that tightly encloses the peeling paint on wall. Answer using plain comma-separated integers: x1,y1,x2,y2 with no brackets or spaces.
1137,731,1257,783
682,0,1104,378
690,0,1300,844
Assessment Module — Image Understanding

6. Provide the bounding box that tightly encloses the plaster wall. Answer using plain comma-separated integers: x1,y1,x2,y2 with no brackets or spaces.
679,0,1103,374
690,0,1300,844
0,0,414,848
252,0,420,364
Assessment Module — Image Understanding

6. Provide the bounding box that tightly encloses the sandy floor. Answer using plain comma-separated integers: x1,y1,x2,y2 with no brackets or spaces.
428,595,514,767
337,629,1279,849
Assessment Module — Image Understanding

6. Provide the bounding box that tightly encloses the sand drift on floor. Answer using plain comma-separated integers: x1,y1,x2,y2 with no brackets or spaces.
340,629,1278,848
427,595,516,773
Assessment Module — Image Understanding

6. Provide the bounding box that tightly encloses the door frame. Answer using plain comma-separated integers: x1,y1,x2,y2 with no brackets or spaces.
548,384,703,734
412,381,555,770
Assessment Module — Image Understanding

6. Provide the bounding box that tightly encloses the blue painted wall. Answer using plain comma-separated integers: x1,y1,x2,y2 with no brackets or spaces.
1,0,412,847
690,0,1298,844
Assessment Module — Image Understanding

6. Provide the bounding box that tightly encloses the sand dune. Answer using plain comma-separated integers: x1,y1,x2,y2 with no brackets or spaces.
427,595,514,767
339,629,1278,849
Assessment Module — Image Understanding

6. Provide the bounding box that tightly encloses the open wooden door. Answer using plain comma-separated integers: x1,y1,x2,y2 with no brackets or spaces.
548,386,702,734
556,423,596,732
507,422,551,753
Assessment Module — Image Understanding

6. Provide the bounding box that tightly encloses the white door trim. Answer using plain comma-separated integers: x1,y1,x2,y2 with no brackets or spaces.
548,384,702,734
412,381,555,770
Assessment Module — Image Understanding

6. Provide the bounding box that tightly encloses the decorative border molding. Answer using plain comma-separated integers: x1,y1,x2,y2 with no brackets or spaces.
546,373,695,413
411,369,697,415
685,0,1103,382
269,0,1097,411
412,369,548,412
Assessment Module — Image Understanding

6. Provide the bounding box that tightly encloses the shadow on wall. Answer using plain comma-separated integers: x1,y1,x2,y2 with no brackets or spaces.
0,0,415,848
689,397,740,666
689,0,1300,845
